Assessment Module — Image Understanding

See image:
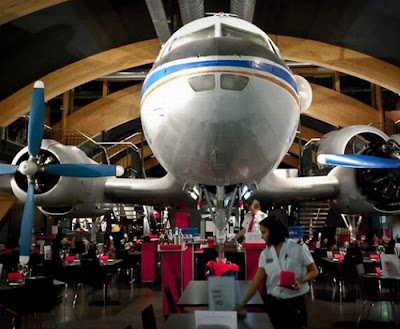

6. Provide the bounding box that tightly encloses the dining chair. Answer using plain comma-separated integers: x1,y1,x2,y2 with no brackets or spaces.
141,304,157,329
355,264,398,329
5,276,60,329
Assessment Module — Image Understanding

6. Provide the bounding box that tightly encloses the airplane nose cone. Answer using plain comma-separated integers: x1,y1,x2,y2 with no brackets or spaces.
19,160,37,176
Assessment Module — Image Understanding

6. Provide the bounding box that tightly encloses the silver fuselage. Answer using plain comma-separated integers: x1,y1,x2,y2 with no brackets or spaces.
141,34,300,186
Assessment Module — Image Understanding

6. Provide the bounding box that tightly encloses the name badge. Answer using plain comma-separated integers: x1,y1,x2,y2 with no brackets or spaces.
266,258,273,263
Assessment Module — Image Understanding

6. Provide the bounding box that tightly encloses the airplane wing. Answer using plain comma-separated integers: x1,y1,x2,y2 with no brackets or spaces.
251,170,339,202
104,173,195,208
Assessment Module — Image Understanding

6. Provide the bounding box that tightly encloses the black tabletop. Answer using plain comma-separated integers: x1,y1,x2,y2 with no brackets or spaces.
364,274,400,280
165,313,273,329
322,257,380,265
177,280,264,307
62,258,123,267
0,278,66,291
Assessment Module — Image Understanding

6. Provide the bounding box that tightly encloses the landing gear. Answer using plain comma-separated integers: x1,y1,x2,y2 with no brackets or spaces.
199,185,243,262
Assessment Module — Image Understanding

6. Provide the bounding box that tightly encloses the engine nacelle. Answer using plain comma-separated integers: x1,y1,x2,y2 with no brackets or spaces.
317,125,388,162
11,140,108,214
319,125,400,214
329,166,378,214
38,202,114,217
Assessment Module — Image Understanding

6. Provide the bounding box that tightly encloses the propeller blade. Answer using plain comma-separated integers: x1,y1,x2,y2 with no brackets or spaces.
317,154,400,169
19,182,35,265
28,81,45,157
0,164,17,175
43,164,125,177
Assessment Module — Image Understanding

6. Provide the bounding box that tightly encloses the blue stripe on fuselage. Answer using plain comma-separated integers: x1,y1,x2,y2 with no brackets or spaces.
141,59,298,99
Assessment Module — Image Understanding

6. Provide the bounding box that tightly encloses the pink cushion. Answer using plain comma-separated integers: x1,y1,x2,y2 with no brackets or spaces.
280,271,296,287
7,272,24,281
375,267,383,275
207,238,215,247
99,255,109,261
66,255,75,262
206,260,239,276
370,254,380,260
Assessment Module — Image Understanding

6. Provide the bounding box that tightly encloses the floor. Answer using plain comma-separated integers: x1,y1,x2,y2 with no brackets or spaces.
1,273,398,329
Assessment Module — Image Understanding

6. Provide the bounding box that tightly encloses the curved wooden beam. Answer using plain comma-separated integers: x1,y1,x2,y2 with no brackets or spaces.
282,155,299,168
270,34,400,95
53,85,142,137
2,36,398,127
2,36,399,128
0,192,17,223
54,84,381,141
115,145,153,167
306,83,384,128
94,133,145,161
0,0,69,25
0,39,160,127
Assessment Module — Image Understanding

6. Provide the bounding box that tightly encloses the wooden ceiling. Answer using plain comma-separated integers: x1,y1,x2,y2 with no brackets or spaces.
0,36,399,127
0,9,399,171
0,0,69,25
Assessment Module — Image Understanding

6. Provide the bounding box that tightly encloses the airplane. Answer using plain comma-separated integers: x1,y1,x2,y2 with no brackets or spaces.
1,13,400,265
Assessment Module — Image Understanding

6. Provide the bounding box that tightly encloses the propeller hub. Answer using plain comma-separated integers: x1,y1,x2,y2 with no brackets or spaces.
19,160,37,176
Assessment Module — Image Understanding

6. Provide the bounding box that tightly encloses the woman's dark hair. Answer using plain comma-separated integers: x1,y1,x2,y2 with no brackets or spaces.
259,215,289,246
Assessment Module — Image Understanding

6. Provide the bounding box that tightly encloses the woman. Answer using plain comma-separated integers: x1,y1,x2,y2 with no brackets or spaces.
235,216,319,329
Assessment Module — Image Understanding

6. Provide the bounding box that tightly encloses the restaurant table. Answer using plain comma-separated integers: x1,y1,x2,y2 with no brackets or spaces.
62,258,123,268
177,280,264,307
0,278,67,306
322,257,382,275
363,273,400,295
0,278,65,291
322,257,381,265
63,259,122,306
165,313,273,329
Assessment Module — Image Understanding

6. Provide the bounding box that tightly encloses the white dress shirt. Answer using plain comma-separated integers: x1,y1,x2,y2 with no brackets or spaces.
258,239,314,299
241,210,267,233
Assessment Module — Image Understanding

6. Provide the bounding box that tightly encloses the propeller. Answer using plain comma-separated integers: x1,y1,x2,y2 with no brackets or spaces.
317,154,400,169
1,81,124,266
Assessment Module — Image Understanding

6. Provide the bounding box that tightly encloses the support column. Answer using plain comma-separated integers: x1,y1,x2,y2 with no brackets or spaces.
375,85,385,132
62,90,73,143
102,81,110,97
334,71,341,92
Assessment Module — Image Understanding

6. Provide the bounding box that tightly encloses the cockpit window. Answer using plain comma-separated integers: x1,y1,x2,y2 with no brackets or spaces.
169,26,215,52
220,74,249,91
268,39,281,56
221,24,270,50
189,75,215,92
